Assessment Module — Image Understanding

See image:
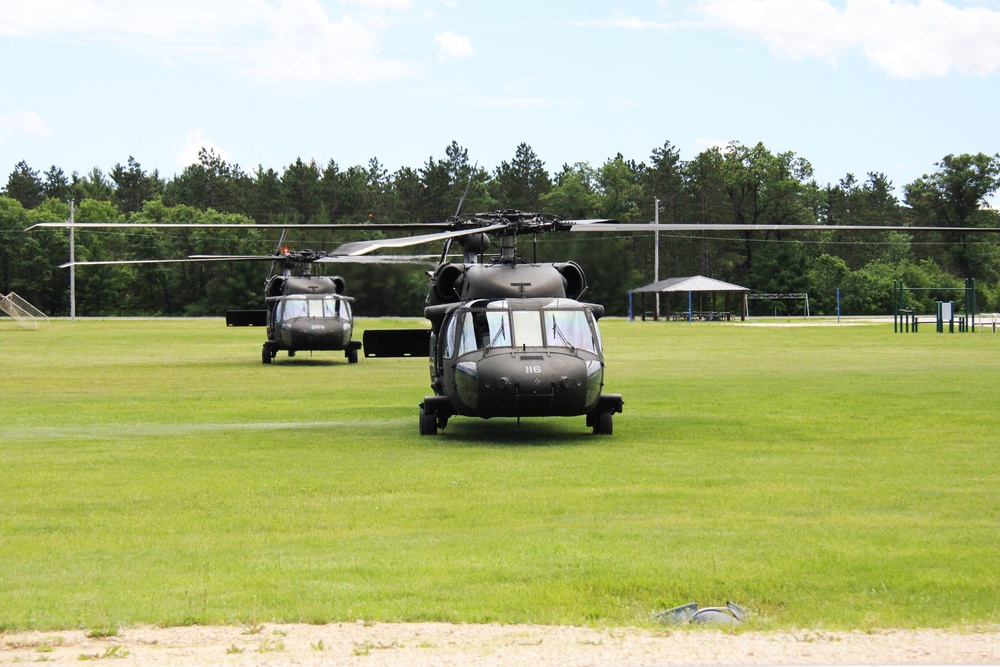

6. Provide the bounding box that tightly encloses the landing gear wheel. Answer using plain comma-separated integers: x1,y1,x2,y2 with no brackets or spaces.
419,406,438,436
262,346,272,364
346,348,359,364
593,412,613,435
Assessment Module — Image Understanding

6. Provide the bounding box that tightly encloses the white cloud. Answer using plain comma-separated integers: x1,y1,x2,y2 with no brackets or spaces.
252,2,413,82
0,110,52,138
435,31,474,60
702,0,1000,78
173,129,230,169
573,10,674,31
346,0,411,8
0,0,416,84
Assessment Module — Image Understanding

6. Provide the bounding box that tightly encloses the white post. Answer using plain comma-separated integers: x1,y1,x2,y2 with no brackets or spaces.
68,200,76,321
653,198,660,318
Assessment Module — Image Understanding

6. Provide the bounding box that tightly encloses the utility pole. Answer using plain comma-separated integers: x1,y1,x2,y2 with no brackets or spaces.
68,200,76,321
653,198,660,317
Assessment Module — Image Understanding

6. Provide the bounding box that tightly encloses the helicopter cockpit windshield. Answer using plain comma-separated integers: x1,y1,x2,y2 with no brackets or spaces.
451,299,601,356
278,295,351,323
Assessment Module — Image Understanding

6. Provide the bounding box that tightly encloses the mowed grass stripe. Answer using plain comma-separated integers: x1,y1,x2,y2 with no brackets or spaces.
1,318,998,630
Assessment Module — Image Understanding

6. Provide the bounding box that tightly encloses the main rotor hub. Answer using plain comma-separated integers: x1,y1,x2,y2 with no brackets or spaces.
454,210,570,236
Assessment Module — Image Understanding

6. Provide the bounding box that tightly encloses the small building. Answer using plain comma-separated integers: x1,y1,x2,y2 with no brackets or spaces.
630,275,750,321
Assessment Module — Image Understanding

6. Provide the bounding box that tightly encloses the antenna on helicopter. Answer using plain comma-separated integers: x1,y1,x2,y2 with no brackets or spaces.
270,229,289,277
454,162,476,218
439,163,478,265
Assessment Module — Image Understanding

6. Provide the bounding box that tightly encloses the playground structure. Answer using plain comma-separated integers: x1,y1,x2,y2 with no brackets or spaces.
893,278,976,333
0,292,48,329
744,292,811,318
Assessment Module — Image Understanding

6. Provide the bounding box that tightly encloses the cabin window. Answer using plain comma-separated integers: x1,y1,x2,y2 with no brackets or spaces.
443,315,458,358
510,310,544,348
543,310,599,353
280,298,309,321
323,296,350,319
485,311,511,347
456,310,511,355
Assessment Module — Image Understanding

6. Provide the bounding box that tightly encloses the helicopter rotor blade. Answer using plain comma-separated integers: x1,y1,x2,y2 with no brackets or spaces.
26,221,454,232
33,219,1000,235
59,253,441,269
185,253,440,264
57,257,238,269
329,223,508,257
312,255,439,265
572,222,1000,233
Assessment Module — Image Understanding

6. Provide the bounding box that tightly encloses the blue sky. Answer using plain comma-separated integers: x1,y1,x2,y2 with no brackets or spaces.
2,0,999,208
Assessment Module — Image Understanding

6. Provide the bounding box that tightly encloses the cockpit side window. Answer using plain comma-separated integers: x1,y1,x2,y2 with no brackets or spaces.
322,296,351,319
280,298,308,321
456,309,511,355
543,310,599,353
457,312,477,356
443,314,459,358
484,311,510,347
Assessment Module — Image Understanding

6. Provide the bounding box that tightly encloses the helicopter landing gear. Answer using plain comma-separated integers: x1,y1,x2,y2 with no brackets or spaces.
587,394,623,436
345,341,362,364
592,412,613,435
418,397,452,435
262,343,277,364
419,407,437,435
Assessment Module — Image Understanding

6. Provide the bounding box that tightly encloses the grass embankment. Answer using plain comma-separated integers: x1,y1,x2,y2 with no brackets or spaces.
1,317,998,631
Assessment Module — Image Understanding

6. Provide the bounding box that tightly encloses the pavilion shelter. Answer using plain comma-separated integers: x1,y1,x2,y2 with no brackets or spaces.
630,275,750,321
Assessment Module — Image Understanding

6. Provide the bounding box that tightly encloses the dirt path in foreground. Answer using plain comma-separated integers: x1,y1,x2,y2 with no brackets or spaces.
3,623,999,665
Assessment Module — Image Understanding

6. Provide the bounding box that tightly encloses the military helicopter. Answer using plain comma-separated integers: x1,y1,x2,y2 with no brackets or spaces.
330,209,1000,436
28,221,433,364
213,244,360,364
344,210,625,436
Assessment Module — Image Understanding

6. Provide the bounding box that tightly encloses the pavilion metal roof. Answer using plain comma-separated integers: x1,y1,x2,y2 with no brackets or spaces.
631,275,749,293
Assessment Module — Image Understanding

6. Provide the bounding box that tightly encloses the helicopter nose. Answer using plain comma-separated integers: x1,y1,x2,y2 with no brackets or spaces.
284,321,347,350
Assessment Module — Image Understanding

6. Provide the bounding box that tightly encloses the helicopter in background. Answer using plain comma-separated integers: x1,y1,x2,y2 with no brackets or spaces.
28,221,433,364
348,210,625,436
217,246,360,364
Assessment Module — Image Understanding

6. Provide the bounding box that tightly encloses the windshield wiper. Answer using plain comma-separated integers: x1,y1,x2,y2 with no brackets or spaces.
550,318,575,351
487,319,507,349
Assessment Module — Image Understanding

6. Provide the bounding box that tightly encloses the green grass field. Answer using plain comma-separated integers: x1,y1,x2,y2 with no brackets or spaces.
1,317,998,632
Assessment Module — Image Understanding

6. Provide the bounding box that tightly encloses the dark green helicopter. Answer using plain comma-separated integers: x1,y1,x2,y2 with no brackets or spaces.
28,221,431,364
348,210,625,435
217,246,361,364
331,209,1000,436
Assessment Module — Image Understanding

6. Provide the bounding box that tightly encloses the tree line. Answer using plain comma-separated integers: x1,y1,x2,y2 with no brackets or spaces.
2,140,999,318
